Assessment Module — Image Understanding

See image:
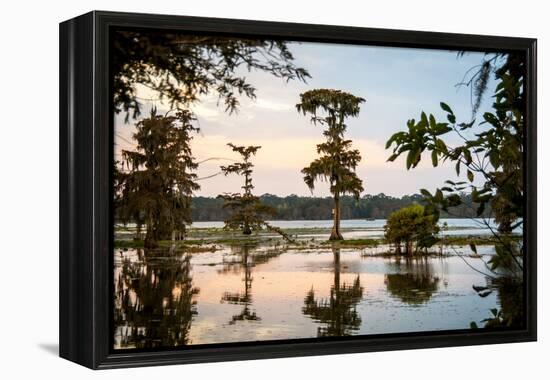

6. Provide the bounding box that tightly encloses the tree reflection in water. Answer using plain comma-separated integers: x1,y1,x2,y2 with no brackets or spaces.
302,248,364,337
114,247,199,348
491,276,524,328
474,276,524,329
219,243,284,325
384,257,440,306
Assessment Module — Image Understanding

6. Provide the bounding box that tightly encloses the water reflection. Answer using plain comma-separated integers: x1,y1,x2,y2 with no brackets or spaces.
219,244,284,325
302,248,364,337
114,247,199,348
384,258,440,305
478,276,524,328
112,244,524,348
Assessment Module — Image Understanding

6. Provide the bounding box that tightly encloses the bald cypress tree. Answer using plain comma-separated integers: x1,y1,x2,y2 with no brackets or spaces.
218,144,276,235
117,109,200,248
296,89,365,240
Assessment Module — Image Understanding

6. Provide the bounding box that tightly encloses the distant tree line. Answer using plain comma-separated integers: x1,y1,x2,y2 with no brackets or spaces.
189,193,491,221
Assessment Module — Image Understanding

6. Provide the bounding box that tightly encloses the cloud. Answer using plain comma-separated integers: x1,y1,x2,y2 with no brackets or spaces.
252,98,294,112
113,41,493,198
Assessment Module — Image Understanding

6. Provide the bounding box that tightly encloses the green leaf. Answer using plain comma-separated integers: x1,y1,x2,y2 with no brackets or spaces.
467,170,474,182
431,151,438,167
463,149,473,164
440,102,453,114
420,189,432,198
447,114,456,124
483,112,499,127
476,202,485,217
489,151,500,168
406,150,414,170
387,153,398,162
435,139,447,153
429,114,437,129
455,161,461,176
477,194,492,203
406,147,421,169
420,112,428,128
471,188,479,202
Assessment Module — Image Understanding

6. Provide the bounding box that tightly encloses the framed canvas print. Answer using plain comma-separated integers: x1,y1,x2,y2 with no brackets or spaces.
59,11,537,369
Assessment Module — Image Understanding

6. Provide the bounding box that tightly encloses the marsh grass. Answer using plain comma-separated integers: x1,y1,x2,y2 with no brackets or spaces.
114,225,522,256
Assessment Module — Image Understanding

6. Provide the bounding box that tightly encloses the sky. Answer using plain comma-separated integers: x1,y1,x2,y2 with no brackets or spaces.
114,41,499,198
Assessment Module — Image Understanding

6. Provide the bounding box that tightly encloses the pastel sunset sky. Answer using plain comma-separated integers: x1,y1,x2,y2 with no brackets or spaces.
114,41,498,197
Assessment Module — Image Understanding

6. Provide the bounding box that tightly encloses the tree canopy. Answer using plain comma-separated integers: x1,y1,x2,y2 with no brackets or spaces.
115,109,200,247
188,192,492,222
218,144,277,235
384,204,440,255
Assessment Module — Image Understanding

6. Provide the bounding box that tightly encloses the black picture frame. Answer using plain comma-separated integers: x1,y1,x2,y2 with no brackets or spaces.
59,10,537,369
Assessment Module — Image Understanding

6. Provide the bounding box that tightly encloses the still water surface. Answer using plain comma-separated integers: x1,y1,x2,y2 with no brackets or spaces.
114,244,512,349
189,218,517,238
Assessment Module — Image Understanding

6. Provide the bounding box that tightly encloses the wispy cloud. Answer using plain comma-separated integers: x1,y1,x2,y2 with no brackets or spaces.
115,41,496,197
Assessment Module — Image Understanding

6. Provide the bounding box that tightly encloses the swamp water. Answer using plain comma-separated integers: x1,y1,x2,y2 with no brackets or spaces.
113,242,521,349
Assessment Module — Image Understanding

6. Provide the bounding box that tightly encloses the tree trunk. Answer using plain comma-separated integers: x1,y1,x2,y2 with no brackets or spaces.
144,228,158,248
135,221,142,241
395,240,401,255
243,221,252,235
330,192,344,240
408,241,414,256
144,214,158,248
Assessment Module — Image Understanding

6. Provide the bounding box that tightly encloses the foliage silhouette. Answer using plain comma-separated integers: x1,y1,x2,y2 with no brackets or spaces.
218,144,292,241
386,52,524,272
112,30,310,121
189,192,492,221
116,109,200,248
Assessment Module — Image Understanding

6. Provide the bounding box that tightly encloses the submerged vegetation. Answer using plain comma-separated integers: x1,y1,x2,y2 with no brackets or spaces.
384,204,439,255
114,223,520,255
